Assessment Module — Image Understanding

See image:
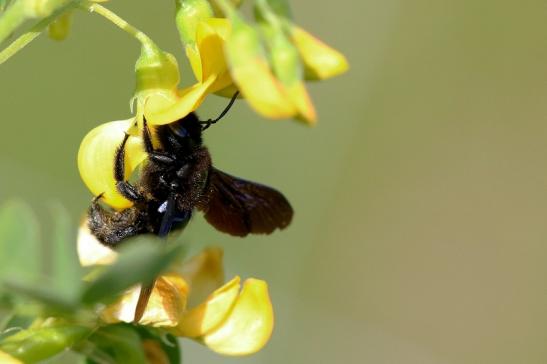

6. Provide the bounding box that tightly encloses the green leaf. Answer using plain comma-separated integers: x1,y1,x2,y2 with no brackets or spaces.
80,237,185,305
0,324,90,363
83,324,148,364
0,200,41,283
48,203,83,301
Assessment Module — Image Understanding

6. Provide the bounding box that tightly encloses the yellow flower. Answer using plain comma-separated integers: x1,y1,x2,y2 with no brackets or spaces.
78,118,147,210
175,0,349,124
77,225,275,356
133,41,216,127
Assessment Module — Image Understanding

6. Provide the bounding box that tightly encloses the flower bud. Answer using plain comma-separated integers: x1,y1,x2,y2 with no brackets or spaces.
222,7,295,119
135,42,180,95
255,0,316,123
291,26,349,80
175,0,214,46
47,10,72,41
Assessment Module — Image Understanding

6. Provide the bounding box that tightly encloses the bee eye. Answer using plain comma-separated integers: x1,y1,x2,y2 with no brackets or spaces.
169,124,189,138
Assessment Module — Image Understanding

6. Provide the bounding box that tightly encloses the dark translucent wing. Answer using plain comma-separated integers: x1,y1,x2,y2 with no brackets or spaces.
201,168,293,237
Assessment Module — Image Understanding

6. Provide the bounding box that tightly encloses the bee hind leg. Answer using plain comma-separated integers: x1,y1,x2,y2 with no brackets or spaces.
88,198,147,247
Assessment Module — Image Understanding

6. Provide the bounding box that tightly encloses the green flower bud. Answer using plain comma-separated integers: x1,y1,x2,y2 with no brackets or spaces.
135,42,180,94
47,10,72,41
175,0,214,46
254,0,300,86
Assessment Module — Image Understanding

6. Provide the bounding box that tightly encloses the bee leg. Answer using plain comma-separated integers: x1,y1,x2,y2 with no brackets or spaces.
114,133,144,202
142,117,155,153
88,198,146,246
142,118,177,165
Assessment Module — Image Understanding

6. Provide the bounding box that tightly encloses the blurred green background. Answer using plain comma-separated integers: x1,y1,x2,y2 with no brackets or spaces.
1,0,547,363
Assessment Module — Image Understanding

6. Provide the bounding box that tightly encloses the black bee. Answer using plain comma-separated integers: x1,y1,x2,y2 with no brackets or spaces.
87,96,293,321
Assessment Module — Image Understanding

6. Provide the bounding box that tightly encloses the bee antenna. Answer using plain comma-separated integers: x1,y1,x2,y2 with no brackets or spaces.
201,91,239,130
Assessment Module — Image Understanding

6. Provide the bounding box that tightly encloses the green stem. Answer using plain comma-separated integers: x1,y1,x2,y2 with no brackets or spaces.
0,0,75,45
81,1,153,46
0,0,26,44
0,1,76,65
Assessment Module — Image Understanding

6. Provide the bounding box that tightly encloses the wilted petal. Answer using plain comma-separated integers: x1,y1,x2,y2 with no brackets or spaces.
292,26,349,80
101,274,189,327
78,119,146,210
203,279,274,356
144,75,216,125
77,222,117,267
178,247,225,308
172,276,240,338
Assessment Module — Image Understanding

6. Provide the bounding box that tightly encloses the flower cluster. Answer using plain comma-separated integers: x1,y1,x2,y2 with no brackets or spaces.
75,0,348,358
78,225,273,356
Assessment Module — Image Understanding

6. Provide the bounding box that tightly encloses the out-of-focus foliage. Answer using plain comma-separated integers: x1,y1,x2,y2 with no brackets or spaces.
0,200,185,363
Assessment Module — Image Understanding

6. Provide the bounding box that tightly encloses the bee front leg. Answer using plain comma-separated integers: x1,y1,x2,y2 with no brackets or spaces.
142,118,176,165
114,133,145,202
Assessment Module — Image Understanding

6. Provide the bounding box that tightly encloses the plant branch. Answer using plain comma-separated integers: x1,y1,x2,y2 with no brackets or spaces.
0,1,76,65
80,1,153,46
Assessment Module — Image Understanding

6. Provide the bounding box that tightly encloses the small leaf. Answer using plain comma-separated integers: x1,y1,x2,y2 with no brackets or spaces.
48,203,83,301
0,200,41,282
80,237,185,305
0,324,90,363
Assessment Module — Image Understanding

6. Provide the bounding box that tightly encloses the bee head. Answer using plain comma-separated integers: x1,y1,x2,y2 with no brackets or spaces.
167,112,203,145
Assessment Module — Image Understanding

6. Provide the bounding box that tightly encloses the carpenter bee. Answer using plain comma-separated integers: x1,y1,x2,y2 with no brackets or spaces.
87,95,293,321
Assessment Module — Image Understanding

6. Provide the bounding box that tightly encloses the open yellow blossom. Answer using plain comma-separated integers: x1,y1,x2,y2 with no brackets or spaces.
77,225,274,356
175,0,348,124
78,118,147,210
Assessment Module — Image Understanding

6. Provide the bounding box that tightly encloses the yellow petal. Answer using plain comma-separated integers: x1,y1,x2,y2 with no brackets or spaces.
179,247,225,308
292,26,349,80
0,350,23,364
77,222,118,267
101,274,189,327
285,81,317,124
144,75,216,125
203,279,274,356
77,119,146,210
172,276,240,338
214,83,241,98
186,45,203,82
196,20,232,92
230,58,295,119
224,17,295,118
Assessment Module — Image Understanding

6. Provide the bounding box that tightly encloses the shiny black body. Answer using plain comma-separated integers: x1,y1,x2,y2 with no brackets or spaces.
88,112,293,246
87,111,293,322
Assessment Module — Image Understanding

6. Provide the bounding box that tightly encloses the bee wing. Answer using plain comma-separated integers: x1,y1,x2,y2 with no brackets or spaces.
200,168,293,237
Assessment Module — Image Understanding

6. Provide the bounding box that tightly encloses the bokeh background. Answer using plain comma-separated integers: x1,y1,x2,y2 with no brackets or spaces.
1,0,547,363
